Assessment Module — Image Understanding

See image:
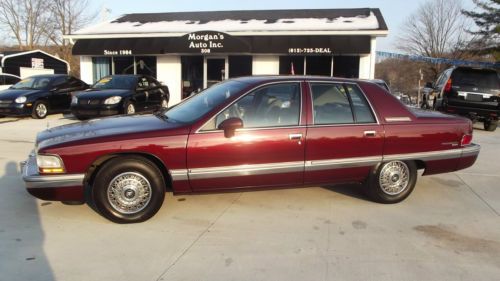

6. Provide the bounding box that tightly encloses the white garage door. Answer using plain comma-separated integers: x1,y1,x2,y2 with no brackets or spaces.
20,67,54,78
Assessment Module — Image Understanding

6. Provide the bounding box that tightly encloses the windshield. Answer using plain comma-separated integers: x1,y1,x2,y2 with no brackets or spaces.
92,76,136,90
164,80,249,123
11,77,52,90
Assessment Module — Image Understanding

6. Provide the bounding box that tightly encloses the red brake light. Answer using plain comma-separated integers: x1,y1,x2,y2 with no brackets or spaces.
461,134,472,146
444,78,452,94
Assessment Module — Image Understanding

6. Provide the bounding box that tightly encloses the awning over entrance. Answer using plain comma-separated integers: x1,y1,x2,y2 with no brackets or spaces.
72,34,371,56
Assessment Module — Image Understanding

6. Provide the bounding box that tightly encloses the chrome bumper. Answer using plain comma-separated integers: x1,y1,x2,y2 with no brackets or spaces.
461,143,481,158
20,153,85,189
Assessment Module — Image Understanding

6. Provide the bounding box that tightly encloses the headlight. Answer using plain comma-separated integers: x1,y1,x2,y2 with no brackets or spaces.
36,154,65,173
104,96,122,105
71,96,78,104
15,96,27,103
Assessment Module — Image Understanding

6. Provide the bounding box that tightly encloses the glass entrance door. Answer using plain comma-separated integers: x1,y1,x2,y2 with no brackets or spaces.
205,58,227,88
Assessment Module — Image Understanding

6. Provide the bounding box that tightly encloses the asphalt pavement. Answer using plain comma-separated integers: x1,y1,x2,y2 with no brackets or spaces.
0,114,499,281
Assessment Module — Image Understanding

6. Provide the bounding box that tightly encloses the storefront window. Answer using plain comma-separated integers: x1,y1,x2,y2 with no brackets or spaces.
113,57,135,75
229,56,252,78
181,56,204,99
306,56,332,76
279,56,305,75
92,57,111,83
135,56,157,77
333,56,360,78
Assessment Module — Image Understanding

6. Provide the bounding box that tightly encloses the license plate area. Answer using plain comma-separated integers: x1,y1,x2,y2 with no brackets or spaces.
466,93,483,102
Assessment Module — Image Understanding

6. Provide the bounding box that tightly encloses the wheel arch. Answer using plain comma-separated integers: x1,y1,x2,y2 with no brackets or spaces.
84,152,173,192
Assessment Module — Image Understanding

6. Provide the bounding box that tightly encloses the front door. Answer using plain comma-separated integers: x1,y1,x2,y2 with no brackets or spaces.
187,82,305,191
304,82,384,184
205,58,226,88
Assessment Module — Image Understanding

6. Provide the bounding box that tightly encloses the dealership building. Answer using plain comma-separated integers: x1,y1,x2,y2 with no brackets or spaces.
66,8,388,104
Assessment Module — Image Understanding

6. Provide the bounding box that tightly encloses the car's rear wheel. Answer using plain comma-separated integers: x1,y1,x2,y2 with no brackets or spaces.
365,160,417,204
32,101,48,119
124,101,135,115
90,156,165,223
484,120,498,132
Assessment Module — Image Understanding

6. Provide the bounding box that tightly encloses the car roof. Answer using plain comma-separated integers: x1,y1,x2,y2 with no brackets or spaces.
26,74,68,78
230,75,362,85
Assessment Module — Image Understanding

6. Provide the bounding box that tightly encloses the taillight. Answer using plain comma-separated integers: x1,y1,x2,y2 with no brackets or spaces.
461,134,472,146
444,78,452,95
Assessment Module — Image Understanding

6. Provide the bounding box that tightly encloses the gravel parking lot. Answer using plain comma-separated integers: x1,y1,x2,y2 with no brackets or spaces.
0,114,499,281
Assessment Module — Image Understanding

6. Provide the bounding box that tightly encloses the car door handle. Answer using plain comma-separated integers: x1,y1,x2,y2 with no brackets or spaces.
364,131,377,137
289,133,303,140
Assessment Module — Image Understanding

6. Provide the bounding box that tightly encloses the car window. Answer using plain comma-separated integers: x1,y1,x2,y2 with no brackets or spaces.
68,77,85,88
0,75,5,85
345,84,376,123
11,76,51,90
164,80,248,124
51,76,68,88
311,83,354,125
204,83,301,130
92,76,136,90
451,69,500,89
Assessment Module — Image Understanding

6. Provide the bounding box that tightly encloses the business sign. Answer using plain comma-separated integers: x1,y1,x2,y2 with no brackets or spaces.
181,31,250,54
31,58,44,69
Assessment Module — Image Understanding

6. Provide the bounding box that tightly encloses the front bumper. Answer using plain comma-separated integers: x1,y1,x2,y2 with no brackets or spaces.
70,104,121,117
0,103,31,116
21,153,85,201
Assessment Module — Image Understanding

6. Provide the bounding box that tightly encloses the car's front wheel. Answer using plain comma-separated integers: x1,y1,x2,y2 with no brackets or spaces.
91,156,166,223
365,160,417,204
160,97,168,109
32,100,48,119
124,101,136,115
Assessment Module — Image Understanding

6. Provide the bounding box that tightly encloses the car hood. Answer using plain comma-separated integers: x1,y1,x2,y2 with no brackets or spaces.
75,89,132,99
0,89,45,100
36,114,188,149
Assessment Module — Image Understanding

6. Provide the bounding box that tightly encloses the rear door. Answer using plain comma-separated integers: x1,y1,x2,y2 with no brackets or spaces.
145,76,162,110
304,82,384,184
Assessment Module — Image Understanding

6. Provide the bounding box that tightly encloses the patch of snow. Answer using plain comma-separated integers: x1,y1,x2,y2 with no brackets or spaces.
74,12,380,35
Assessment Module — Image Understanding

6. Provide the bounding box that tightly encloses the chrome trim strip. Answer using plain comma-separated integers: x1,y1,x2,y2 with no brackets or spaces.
188,161,304,180
383,149,463,162
461,144,481,158
172,145,481,182
385,117,412,122
170,169,189,181
305,156,382,171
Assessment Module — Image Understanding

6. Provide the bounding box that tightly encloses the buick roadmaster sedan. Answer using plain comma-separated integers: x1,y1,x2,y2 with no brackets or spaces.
21,76,480,223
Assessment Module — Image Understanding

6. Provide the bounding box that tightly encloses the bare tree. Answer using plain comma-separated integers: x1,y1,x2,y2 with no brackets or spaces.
397,0,475,77
0,0,50,49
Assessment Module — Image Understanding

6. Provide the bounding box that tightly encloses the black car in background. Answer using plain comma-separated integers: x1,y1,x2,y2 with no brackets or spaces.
0,73,21,90
71,75,169,120
0,74,88,119
425,67,500,131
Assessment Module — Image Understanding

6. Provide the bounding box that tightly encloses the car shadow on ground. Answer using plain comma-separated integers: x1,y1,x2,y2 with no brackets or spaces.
0,162,55,281
320,183,369,201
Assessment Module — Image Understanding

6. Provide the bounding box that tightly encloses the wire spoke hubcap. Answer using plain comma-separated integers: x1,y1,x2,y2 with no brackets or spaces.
107,172,152,214
379,161,410,195
161,99,168,108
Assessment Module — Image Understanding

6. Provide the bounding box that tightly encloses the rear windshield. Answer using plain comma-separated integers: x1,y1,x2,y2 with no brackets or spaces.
452,69,500,89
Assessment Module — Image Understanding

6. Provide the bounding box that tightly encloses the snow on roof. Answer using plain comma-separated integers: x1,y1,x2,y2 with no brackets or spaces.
72,8,387,37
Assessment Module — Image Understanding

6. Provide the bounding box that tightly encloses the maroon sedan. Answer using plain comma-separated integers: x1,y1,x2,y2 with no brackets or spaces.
21,76,480,223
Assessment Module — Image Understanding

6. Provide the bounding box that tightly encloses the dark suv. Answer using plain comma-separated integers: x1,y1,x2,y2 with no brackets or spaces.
425,67,500,131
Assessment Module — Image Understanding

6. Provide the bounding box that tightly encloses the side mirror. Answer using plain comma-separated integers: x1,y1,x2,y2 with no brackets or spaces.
424,82,434,89
218,117,243,138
